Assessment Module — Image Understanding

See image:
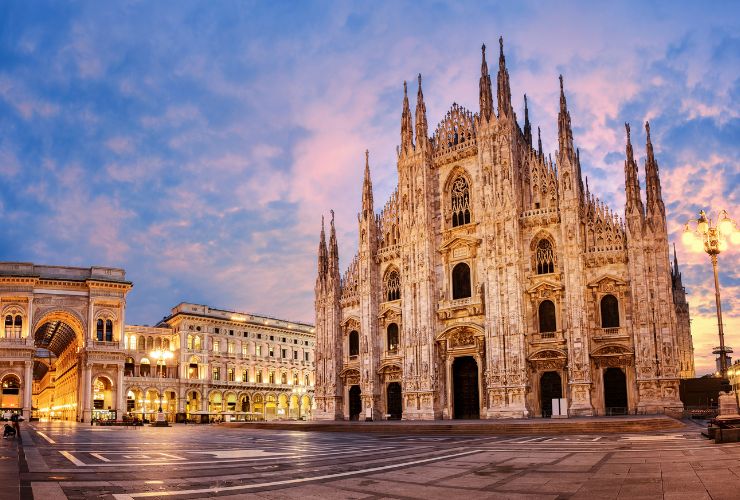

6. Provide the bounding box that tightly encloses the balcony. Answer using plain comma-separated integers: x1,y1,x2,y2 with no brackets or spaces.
437,293,484,319
89,340,120,351
0,337,30,346
592,326,629,340
531,330,565,343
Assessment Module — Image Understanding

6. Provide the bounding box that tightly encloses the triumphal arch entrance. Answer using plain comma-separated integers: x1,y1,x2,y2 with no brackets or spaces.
0,263,131,421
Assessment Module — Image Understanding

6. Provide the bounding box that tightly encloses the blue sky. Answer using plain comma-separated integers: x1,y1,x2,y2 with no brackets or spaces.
0,1,737,374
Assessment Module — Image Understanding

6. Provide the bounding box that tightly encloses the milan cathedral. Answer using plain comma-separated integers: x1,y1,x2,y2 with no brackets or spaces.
314,39,695,420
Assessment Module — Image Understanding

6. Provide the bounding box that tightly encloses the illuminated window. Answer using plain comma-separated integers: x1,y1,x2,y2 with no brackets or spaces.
212,367,220,381
387,323,399,352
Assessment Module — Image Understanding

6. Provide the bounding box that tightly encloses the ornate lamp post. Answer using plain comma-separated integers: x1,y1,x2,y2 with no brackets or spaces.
683,209,738,380
150,348,173,424
292,385,307,420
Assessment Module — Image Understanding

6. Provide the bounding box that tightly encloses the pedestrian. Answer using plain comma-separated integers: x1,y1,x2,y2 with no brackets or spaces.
10,413,20,436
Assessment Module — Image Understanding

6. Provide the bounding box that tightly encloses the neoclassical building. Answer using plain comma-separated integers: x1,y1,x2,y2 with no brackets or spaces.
314,40,695,421
0,263,315,422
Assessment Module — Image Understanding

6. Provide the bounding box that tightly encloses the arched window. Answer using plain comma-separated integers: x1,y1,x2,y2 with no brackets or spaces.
304,374,310,386
124,357,135,377
193,336,202,350
105,320,113,342
146,337,154,351
268,371,275,384
281,372,287,384
451,176,471,227
452,262,472,299
538,300,557,333
162,338,170,350
139,358,151,377
128,335,136,350
387,323,399,352
256,370,263,383
600,294,620,328
384,269,401,302
96,319,104,341
187,335,193,349
535,239,555,274
137,336,146,351
348,330,359,357
5,314,22,338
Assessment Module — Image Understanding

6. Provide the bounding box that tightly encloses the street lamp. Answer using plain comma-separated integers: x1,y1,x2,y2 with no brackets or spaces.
292,385,307,420
150,348,174,414
683,209,737,380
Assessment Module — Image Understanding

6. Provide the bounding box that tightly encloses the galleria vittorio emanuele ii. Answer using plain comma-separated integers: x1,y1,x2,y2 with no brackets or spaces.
313,40,695,421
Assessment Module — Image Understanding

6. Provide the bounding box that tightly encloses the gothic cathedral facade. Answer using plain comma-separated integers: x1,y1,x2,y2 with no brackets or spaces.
314,40,694,420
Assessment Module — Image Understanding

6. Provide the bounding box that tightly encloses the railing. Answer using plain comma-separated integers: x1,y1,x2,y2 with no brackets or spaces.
600,327,621,335
539,331,556,339
90,340,119,350
0,337,28,344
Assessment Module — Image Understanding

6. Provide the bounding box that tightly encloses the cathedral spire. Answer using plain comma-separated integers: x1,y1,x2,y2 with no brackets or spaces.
479,43,494,122
328,210,339,278
401,81,414,154
415,74,428,146
361,149,374,218
317,215,328,279
557,75,575,160
537,126,543,157
644,121,665,219
623,122,645,227
497,36,512,118
523,94,532,146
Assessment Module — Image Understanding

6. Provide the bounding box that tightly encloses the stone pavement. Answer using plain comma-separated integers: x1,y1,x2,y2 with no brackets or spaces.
0,423,28,500
14,420,740,499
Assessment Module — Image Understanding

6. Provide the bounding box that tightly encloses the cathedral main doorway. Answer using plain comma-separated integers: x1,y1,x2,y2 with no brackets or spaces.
348,385,362,420
386,382,402,420
539,371,562,417
452,356,479,419
603,367,628,415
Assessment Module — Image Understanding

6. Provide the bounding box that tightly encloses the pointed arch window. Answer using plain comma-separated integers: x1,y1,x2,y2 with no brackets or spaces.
387,323,399,352
384,269,401,302
538,300,557,333
348,330,359,358
535,239,555,274
600,294,620,328
451,176,471,227
452,262,472,299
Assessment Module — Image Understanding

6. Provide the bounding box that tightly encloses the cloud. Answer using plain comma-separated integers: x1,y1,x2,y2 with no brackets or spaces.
0,1,737,375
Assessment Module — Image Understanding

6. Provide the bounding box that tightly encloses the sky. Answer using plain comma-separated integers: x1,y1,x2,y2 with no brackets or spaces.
0,1,737,375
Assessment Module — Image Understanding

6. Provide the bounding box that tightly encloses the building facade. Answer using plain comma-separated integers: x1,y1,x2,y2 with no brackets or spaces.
314,40,695,421
0,263,315,422
121,303,315,422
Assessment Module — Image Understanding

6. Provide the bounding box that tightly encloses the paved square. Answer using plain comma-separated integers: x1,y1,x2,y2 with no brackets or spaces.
6,421,740,499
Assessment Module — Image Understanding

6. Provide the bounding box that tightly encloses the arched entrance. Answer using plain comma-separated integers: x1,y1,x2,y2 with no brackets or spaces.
240,394,250,412
348,385,362,420
386,382,402,420
452,356,479,419
604,368,628,414
92,376,115,421
539,371,562,418
33,315,83,421
0,374,21,411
